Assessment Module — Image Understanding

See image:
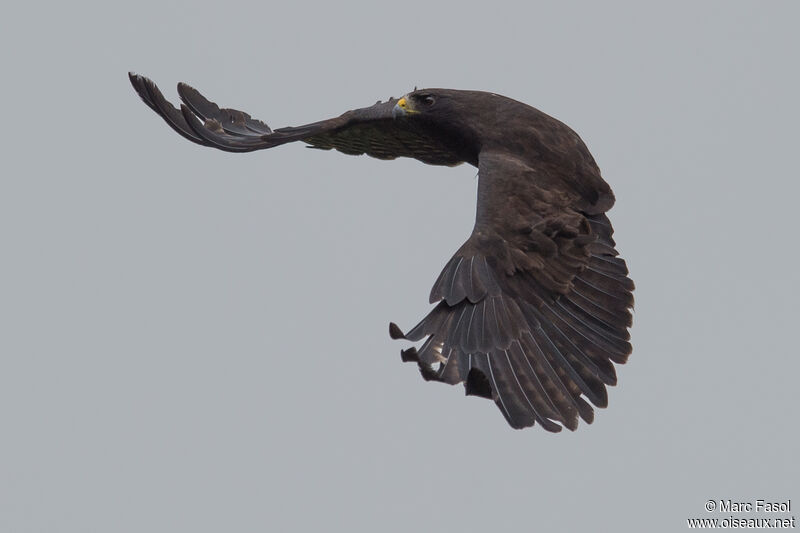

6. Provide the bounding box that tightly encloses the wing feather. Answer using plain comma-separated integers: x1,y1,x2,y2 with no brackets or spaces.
177,82,273,135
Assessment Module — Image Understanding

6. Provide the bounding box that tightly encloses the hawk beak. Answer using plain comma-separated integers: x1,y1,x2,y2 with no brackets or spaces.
392,96,417,119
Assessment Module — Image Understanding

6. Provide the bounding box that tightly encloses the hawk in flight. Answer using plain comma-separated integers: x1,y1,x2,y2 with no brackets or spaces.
129,73,634,431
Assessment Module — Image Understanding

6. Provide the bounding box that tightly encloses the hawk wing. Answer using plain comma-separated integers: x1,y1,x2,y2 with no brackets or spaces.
128,73,469,166
391,150,634,431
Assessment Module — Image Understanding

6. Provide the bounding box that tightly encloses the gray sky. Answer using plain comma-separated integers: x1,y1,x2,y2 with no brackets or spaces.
1,1,797,531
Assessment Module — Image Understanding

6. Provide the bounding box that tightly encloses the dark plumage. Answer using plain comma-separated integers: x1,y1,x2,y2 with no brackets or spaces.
129,73,634,431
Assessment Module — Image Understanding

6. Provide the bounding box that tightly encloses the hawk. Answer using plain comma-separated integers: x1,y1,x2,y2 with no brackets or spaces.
129,73,634,431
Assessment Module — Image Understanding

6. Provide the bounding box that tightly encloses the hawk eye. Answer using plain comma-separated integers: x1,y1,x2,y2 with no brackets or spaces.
418,94,436,106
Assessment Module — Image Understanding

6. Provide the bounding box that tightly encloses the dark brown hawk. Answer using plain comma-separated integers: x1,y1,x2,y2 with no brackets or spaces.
129,73,634,431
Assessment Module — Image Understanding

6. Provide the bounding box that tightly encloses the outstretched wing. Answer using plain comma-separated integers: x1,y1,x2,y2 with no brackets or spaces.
128,73,468,166
391,150,634,431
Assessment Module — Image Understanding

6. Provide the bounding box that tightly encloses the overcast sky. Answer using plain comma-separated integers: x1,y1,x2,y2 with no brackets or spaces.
1,1,798,532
